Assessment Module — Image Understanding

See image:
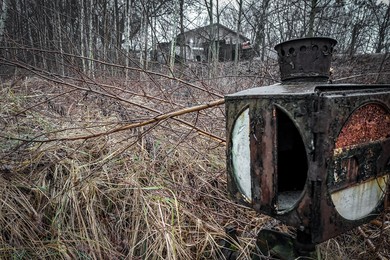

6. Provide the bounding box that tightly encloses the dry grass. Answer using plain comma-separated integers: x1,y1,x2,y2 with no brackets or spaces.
0,73,263,259
0,59,389,259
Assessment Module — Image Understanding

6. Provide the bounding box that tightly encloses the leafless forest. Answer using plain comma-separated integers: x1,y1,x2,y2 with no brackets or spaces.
0,0,389,259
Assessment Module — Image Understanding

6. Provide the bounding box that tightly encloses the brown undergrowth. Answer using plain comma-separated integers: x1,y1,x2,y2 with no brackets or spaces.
0,60,389,259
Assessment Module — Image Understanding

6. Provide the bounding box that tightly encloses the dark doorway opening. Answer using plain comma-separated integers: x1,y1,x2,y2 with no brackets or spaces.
276,108,308,211
231,50,236,61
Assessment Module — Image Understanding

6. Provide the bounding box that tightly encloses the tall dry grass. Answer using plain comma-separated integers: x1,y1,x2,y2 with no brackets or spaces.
0,59,389,259
0,72,264,259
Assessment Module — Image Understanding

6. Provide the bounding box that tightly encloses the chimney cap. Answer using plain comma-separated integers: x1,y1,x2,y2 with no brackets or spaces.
274,37,337,82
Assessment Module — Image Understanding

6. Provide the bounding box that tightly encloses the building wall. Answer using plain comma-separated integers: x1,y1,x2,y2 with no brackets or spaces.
154,24,253,63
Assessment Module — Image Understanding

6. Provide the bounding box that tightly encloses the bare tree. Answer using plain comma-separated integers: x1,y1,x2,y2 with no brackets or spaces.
1,0,388,77
169,0,179,75
80,0,87,73
0,0,8,43
234,0,243,69
123,0,133,80
179,0,186,61
370,0,390,53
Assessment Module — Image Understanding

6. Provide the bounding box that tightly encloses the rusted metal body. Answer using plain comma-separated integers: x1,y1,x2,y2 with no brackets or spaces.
274,37,337,82
225,37,390,244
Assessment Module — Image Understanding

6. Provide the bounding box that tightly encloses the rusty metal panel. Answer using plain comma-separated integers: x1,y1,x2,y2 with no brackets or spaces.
312,88,390,243
274,37,337,82
226,45,390,244
226,99,252,207
257,102,276,212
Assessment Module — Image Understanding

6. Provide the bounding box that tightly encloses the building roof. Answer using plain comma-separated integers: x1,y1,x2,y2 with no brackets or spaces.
176,23,250,43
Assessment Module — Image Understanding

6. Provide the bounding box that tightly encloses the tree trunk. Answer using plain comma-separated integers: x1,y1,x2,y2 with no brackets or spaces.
375,3,390,53
214,0,219,70
204,0,213,64
179,0,185,61
349,23,360,56
259,0,270,61
142,13,148,71
80,0,86,74
170,0,179,76
307,0,318,37
87,0,94,77
234,0,243,70
56,0,65,76
124,0,132,80
139,2,149,78
0,0,8,43
101,0,108,74
114,0,120,75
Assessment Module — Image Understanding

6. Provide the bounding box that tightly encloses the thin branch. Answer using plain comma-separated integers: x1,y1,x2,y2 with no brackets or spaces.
1,58,226,144
333,72,390,82
2,93,225,143
0,46,224,98
357,227,387,260
375,52,389,83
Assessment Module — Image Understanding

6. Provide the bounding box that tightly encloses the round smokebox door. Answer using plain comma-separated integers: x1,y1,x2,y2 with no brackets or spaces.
329,103,389,221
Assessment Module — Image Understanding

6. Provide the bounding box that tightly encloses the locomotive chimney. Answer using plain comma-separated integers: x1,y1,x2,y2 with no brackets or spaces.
274,37,337,82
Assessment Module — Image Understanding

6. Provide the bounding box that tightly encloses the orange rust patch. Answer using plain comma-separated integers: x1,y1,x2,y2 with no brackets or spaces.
335,104,390,149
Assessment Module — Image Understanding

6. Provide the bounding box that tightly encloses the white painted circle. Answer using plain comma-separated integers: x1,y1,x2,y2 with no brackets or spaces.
331,175,388,220
231,108,251,201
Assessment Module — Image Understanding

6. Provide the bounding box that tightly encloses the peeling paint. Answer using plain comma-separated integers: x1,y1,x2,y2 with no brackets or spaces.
331,175,388,220
232,108,251,201
225,38,390,244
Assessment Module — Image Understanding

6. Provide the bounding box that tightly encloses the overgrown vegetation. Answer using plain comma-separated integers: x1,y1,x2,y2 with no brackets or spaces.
0,55,389,259
1,0,389,258
0,62,265,259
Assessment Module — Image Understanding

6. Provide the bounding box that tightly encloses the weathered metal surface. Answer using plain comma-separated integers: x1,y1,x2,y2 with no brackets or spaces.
274,37,337,82
331,175,388,220
258,103,276,211
328,103,390,220
225,37,390,245
335,103,390,148
225,86,390,244
314,88,390,243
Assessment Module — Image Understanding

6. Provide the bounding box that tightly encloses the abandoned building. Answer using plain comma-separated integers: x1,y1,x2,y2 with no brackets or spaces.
154,23,254,63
